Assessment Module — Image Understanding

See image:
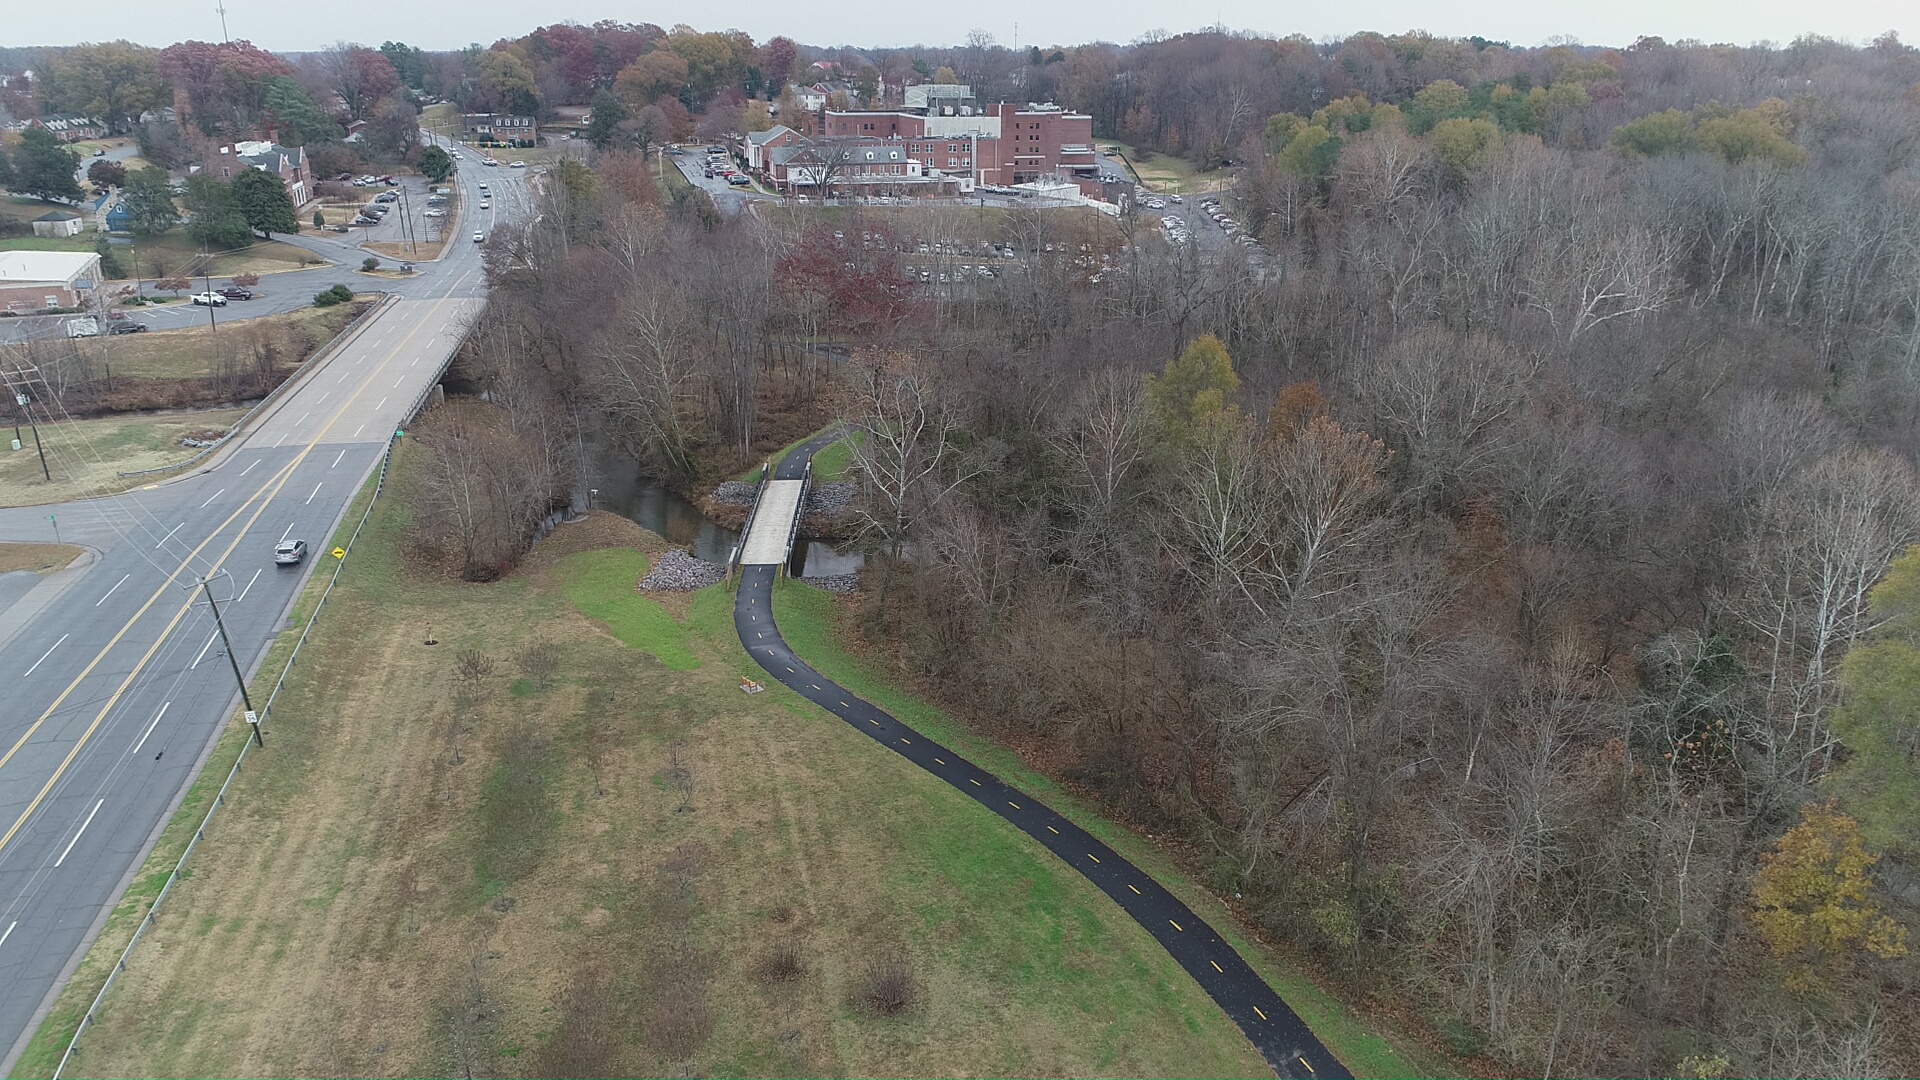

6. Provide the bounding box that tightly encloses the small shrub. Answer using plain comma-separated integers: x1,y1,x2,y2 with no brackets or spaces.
755,942,805,984
312,210,325,228
312,283,354,307
361,257,379,272
854,953,917,1016
516,639,560,691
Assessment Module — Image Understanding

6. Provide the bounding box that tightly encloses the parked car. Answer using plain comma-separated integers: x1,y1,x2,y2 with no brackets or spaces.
727,174,751,186
375,192,398,203
423,209,446,218
509,160,526,168
479,201,490,209
328,224,350,232
190,292,227,306
473,231,485,243
108,321,149,335
217,286,253,300
274,539,307,565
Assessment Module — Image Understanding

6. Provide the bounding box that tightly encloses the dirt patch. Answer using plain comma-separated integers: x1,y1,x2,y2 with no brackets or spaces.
0,542,83,574
0,407,250,509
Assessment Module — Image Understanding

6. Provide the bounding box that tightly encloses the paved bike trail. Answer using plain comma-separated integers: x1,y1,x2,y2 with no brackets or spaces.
731,439,1351,1080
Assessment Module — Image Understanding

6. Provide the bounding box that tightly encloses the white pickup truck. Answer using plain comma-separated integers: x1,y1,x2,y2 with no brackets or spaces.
65,316,99,338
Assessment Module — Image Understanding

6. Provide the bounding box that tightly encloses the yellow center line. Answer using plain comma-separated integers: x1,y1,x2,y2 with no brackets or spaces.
0,296,449,858
1087,853,1101,864
1253,1006,1268,1021
1169,919,1183,931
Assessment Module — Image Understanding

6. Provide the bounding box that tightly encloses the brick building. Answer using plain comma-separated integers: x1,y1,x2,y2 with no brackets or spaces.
0,251,103,314
821,101,1095,188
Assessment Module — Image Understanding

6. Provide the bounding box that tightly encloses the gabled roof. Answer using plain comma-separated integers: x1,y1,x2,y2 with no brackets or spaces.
748,125,797,146
34,210,82,222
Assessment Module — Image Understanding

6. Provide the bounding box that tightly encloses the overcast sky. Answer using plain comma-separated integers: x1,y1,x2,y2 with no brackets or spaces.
9,0,1913,53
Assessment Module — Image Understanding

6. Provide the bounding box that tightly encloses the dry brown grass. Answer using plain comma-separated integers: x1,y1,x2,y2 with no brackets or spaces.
0,542,83,574
0,408,249,508
38,451,1269,1079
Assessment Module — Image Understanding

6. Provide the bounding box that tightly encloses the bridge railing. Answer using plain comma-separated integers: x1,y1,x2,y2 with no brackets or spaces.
726,459,772,587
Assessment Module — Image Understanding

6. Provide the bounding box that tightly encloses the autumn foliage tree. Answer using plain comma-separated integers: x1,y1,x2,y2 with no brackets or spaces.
1750,802,1909,992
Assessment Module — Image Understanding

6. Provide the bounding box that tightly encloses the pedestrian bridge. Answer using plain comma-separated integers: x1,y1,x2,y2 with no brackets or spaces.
738,478,804,566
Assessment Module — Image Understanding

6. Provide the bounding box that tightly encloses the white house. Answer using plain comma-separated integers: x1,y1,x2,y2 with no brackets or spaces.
31,210,85,238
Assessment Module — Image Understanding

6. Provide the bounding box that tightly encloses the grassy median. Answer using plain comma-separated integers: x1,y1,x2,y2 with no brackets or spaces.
25,439,1269,1079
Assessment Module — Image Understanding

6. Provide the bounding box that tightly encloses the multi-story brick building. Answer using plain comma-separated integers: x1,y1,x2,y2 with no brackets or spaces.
821,100,1095,189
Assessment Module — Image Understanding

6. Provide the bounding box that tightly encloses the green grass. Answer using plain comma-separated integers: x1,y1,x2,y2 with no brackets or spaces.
0,230,320,280
811,432,859,483
0,235,93,252
555,548,699,670
769,578,1428,1080
737,425,847,483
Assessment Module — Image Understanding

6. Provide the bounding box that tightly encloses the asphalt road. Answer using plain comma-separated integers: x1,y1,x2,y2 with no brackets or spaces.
0,140,513,1071
1,139,537,346
733,436,1353,1080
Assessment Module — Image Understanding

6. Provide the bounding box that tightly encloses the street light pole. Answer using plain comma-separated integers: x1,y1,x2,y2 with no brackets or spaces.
196,573,263,747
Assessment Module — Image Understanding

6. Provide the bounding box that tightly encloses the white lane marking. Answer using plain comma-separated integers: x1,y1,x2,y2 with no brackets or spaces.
154,522,184,549
297,411,310,426
24,634,69,677
239,458,260,477
376,397,387,410
198,488,226,508
236,567,262,602
352,423,365,438
274,433,289,447
409,357,417,367
319,392,330,403
190,628,218,669
394,377,405,388
305,482,323,505
331,448,347,468
96,573,130,606
54,799,105,867
279,521,296,542
132,701,170,755
0,921,14,951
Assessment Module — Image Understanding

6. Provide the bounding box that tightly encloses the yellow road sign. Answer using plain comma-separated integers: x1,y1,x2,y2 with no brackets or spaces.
332,547,347,559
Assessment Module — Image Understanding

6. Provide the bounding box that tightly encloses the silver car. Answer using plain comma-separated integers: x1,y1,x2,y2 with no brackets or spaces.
274,539,307,565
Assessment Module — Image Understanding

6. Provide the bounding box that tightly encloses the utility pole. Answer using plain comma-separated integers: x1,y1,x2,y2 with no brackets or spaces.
195,573,263,747
10,388,51,482
215,0,230,43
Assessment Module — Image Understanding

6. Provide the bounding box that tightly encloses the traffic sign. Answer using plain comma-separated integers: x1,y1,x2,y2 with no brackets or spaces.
244,710,259,726
332,547,347,559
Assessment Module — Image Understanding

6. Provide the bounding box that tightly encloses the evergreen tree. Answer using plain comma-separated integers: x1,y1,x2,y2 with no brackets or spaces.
183,174,254,250
585,89,628,150
417,145,453,184
231,168,300,237
121,166,178,236
13,126,85,203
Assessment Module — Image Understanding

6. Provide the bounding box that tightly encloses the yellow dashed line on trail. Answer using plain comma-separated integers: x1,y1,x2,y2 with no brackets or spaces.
1300,1058,1315,1074
811,685,821,690
869,718,880,725
969,778,982,786
1211,960,1224,973
1128,884,1141,895
935,758,946,765
786,667,795,673
1008,801,1020,809
1047,826,1059,834
1252,1005,1268,1020
899,737,911,745
1087,853,1101,864
1169,919,1183,931
841,702,849,708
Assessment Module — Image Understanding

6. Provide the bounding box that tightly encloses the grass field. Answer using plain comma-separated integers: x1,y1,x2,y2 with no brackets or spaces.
770,581,1435,1080
0,227,320,280
1104,141,1233,195
0,408,248,508
73,301,366,382
0,542,83,574
21,443,1277,1079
